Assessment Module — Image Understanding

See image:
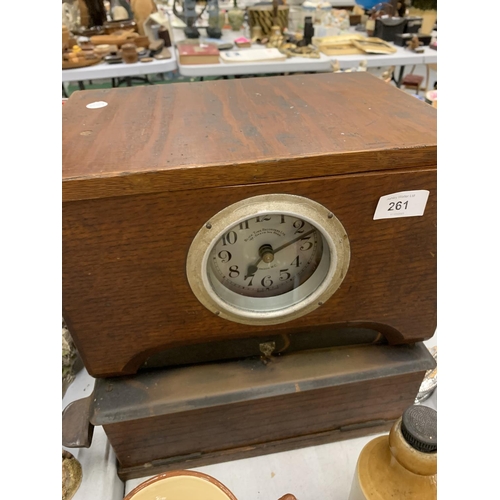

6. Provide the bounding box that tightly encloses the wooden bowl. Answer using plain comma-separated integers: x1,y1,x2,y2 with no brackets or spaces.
62,56,102,70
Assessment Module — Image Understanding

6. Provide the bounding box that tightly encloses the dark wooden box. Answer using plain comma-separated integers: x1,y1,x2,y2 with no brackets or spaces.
62,73,437,378
62,342,435,480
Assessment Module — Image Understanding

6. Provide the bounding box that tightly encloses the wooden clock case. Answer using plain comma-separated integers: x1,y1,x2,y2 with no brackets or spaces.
62,72,437,379
62,72,437,477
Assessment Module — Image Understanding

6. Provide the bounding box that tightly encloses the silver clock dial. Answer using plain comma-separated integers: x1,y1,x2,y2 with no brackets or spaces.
208,215,323,298
186,194,351,326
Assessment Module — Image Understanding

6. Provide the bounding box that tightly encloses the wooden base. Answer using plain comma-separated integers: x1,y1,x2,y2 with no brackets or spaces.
63,342,435,481
117,419,395,480
95,343,433,480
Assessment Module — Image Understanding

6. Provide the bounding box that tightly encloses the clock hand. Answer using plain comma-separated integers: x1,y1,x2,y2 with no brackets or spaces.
272,228,316,256
247,228,317,276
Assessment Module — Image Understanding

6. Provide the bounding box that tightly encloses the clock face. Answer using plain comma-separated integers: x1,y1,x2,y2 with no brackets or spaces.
208,215,323,299
186,194,351,326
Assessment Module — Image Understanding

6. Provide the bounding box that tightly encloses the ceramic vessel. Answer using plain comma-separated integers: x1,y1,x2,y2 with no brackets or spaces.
124,470,297,500
348,405,437,500
121,43,138,63
228,1,244,31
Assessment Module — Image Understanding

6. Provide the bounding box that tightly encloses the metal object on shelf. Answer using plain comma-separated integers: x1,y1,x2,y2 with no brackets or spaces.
173,0,202,38
415,345,437,403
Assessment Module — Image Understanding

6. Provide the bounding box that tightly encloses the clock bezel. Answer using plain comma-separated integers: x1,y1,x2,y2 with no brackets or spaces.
186,194,351,326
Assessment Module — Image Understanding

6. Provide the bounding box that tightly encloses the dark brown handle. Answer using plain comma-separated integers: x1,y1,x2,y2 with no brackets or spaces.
62,396,95,448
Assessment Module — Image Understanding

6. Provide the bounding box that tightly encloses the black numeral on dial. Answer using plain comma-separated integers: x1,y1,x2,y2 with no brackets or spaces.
218,250,232,263
228,265,240,278
222,231,237,245
293,220,305,234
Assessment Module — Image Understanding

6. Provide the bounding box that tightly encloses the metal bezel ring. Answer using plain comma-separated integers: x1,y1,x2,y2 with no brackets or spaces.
186,194,351,326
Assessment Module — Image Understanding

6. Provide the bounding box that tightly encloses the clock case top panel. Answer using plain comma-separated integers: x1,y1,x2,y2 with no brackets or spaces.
62,72,437,202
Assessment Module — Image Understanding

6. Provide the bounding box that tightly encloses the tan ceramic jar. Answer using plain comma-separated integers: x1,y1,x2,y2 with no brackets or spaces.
349,405,437,500
121,43,138,64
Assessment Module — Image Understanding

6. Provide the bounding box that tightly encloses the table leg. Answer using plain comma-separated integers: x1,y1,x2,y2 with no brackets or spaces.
78,81,85,91
62,84,68,98
395,66,405,88
125,77,132,86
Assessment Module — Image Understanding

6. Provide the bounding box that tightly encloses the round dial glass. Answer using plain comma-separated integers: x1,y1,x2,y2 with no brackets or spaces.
208,214,323,299
186,194,350,326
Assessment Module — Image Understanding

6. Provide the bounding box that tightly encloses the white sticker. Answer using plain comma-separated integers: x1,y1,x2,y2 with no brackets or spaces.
373,190,430,220
86,101,108,109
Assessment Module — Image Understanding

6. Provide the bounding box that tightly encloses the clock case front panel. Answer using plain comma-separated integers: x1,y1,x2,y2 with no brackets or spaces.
62,73,437,378
63,169,436,377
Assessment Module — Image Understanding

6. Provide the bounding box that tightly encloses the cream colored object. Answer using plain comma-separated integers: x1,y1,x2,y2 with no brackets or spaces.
313,34,396,56
112,5,129,20
220,48,287,63
348,417,437,500
128,475,232,500
143,11,172,43
125,471,297,500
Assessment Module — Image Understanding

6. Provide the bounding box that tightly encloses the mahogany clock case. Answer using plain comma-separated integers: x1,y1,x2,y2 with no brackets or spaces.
62,72,437,378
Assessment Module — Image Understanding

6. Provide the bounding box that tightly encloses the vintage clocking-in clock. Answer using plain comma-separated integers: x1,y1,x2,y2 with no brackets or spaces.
62,73,437,378
62,72,436,478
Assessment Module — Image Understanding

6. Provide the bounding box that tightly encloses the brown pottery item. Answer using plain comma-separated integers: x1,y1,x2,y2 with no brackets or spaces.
121,43,138,63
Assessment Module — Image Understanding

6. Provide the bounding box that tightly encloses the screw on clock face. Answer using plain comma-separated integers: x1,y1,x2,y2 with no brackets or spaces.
246,227,317,276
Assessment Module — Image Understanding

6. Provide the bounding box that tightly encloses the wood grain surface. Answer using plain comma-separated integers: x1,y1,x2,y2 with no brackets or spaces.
62,72,437,202
104,371,424,471
117,421,396,480
62,73,437,378
63,168,436,377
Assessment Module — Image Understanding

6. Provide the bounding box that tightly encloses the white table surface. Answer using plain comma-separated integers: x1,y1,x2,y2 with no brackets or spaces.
61,23,436,84
172,23,436,76
61,52,177,83
173,27,332,77
62,334,437,500
177,51,333,77
330,43,426,69
323,28,437,69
